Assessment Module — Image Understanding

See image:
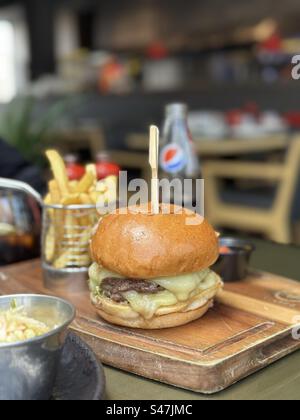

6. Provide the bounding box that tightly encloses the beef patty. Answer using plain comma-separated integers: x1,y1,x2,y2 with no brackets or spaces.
101,277,164,303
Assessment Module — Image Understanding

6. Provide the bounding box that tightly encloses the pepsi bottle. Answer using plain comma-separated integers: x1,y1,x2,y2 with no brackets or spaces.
159,103,201,207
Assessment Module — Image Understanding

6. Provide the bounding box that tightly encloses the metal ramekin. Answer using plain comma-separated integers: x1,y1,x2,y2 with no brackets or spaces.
0,294,75,400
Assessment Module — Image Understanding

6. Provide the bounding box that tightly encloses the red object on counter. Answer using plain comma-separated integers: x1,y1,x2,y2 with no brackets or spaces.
226,110,243,126
64,154,85,181
219,246,232,255
96,152,121,180
99,59,124,94
259,33,282,53
243,102,260,120
146,41,168,60
284,112,300,129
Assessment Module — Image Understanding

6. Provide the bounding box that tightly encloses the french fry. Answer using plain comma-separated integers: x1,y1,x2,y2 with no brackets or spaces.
104,189,117,204
64,211,77,230
75,172,96,194
46,182,65,264
47,181,62,255
70,254,91,266
86,164,97,177
105,175,118,185
61,194,82,206
105,176,118,195
75,208,92,228
44,225,56,263
96,180,108,194
79,193,93,205
53,250,69,269
98,176,118,204
89,191,100,204
46,150,69,196
49,180,61,204
69,181,79,193
44,150,117,270
44,193,52,205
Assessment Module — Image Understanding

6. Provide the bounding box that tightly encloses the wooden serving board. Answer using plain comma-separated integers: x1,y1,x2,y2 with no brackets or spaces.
1,260,300,394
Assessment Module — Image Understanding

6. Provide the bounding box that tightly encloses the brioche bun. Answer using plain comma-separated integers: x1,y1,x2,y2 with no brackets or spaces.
94,301,213,329
91,203,219,279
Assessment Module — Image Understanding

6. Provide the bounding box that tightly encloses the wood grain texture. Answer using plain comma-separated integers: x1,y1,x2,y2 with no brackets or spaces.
0,260,300,394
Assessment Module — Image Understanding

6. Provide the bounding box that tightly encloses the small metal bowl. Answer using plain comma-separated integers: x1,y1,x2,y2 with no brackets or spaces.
213,238,255,283
0,294,75,400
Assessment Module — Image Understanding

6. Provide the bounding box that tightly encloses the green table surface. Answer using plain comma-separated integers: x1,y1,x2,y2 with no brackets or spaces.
103,238,300,400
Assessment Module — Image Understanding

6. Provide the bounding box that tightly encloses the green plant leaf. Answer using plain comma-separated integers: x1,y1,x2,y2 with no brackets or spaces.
0,95,72,166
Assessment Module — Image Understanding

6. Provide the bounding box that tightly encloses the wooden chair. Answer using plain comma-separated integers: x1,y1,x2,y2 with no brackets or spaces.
45,126,106,159
202,137,300,244
108,150,150,182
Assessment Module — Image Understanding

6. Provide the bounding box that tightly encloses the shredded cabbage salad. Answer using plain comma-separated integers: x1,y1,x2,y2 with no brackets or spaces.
0,300,51,344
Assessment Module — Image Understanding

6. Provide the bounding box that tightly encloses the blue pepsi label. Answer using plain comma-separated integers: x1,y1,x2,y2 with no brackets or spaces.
160,144,187,174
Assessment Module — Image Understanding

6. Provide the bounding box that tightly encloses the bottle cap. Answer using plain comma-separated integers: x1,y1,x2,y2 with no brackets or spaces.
64,154,79,164
166,103,188,117
96,151,110,162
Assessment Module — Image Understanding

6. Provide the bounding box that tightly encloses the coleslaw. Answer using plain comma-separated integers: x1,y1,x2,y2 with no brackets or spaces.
0,301,51,344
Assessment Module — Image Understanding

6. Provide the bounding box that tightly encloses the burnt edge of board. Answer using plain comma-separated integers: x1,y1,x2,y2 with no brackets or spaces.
74,326,300,394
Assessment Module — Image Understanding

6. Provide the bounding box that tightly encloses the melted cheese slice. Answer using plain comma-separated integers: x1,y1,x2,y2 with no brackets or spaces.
89,263,123,294
123,290,178,320
89,263,220,320
154,270,210,301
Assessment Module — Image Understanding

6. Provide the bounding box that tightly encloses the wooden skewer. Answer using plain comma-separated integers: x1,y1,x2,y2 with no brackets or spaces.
149,125,160,215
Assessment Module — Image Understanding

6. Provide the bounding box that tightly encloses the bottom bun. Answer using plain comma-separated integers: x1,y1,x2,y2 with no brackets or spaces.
94,300,213,329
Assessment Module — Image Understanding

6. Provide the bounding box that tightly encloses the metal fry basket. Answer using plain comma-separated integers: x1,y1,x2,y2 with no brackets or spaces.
0,178,100,293
42,203,98,292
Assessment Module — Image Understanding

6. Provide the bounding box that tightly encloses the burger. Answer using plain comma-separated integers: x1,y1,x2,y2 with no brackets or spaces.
88,204,222,329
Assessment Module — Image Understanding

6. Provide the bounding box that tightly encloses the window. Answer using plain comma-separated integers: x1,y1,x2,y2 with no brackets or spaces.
0,20,16,102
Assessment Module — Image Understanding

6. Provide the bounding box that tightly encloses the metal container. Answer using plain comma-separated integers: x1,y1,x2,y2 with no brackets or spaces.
213,238,255,282
42,203,98,293
0,178,98,292
0,184,41,265
0,294,75,401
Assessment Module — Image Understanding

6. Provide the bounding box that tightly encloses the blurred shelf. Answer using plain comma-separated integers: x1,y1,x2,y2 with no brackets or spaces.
127,134,289,156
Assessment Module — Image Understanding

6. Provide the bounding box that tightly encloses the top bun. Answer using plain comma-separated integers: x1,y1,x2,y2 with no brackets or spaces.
91,204,219,279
